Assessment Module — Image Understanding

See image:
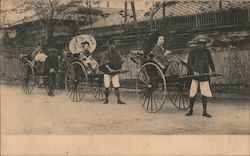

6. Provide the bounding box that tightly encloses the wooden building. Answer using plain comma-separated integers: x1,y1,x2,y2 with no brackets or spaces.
1,1,250,92
80,1,250,91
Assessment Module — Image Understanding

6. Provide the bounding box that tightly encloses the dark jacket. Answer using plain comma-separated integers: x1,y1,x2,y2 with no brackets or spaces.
44,55,58,75
100,49,123,74
187,46,215,81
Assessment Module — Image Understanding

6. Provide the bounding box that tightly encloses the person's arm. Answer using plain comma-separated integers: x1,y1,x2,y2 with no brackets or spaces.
207,50,215,72
187,50,199,75
31,51,36,60
164,49,171,56
79,52,87,60
151,46,161,57
100,51,112,73
105,64,114,72
187,51,194,72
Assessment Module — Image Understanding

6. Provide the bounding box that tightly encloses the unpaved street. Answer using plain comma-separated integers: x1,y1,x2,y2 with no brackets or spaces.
1,84,249,135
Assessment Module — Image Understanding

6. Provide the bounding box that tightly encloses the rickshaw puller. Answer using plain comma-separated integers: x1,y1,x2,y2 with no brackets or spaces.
186,36,216,118
100,40,126,104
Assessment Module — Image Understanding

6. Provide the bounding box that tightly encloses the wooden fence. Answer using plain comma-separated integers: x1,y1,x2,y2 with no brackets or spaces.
120,49,250,86
0,47,33,83
1,47,249,92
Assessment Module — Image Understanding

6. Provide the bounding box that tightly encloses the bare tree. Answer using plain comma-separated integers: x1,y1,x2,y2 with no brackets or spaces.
22,0,74,46
1,0,104,47
23,0,103,46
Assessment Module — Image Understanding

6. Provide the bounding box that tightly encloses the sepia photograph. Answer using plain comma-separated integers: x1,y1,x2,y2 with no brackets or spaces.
0,0,250,155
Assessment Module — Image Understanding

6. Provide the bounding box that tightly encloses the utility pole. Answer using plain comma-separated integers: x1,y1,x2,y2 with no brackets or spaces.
219,0,222,10
163,1,166,19
124,0,127,23
130,1,140,47
0,0,2,29
87,0,93,35
130,1,137,22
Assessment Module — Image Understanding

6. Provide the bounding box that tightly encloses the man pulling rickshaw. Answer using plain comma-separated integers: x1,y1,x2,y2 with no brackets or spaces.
65,35,127,102
100,40,126,105
185,35,216,117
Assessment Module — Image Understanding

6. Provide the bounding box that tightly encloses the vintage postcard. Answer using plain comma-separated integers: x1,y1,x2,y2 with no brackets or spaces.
1,0,249,155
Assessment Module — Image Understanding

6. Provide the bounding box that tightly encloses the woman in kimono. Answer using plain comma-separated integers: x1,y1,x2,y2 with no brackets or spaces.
151,35,180,77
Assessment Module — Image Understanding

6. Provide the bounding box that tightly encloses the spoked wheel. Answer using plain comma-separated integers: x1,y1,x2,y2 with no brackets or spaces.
136,62,167,113
22,63,35,94
167,61,191,110
90,76,112,101
65,61,88,102
167,81,190,110
90,77,105,100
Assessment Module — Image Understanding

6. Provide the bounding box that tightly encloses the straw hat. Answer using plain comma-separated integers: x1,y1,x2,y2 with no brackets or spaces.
190,34,214,47
188,34,213,47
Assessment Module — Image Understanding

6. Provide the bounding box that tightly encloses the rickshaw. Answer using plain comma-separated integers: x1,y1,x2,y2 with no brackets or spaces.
19,54,55,94
64,34,126,102
130,34,220,113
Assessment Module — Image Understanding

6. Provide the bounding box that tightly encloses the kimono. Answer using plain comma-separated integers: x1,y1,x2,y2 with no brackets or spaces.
79,50,91,60
79,50,99,73
151,45,180,77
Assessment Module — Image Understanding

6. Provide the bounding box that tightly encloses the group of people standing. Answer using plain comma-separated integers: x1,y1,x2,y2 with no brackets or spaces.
31,33,216,117
31,39,126,105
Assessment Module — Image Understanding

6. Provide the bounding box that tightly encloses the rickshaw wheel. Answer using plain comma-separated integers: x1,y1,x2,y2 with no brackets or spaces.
136,62,167,113
22,63,35,94
65,61,88,102
167,61,191,110
90,78,112,101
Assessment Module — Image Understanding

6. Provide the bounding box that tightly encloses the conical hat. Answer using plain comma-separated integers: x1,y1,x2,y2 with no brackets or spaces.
69,34,97,54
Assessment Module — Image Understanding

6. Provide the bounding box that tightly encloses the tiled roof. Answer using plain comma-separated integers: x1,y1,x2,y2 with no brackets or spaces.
144,1,250,19
82,0,250,30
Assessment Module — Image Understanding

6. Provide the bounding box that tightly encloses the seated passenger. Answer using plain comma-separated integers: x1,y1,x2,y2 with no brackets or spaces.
79,41,99,74
151,35,180,77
